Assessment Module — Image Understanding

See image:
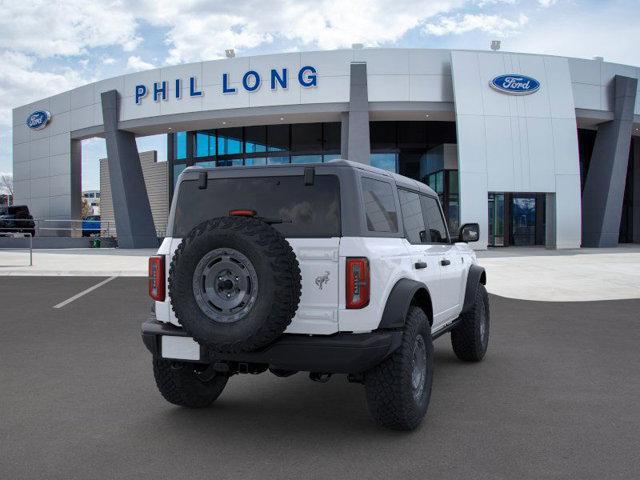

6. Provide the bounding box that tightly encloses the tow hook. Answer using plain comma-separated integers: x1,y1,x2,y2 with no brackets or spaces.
309,372,332,383
196,362,228,382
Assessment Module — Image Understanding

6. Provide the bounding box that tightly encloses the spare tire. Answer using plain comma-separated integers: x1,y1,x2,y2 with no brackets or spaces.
169,216,301,353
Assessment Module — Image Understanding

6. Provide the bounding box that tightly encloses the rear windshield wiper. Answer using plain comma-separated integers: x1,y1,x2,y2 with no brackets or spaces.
227,210,290,225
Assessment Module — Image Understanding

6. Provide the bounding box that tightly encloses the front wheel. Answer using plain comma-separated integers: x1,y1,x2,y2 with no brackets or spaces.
364,307,434,431
153,359,228,408
451,283,490,362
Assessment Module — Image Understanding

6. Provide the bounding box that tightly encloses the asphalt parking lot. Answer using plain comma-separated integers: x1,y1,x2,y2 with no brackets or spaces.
1,277,639,479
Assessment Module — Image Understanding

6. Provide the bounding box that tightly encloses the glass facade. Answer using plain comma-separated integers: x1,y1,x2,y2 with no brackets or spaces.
169,120,462,234
174,131,187,160
173,163,187,183
163,121,637,248
169,122,341,191
195,131,216,157
370,153,398,172
424,170,459,234
368,122,460,234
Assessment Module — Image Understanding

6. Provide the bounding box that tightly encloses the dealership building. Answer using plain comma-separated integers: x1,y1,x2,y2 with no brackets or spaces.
11,48,640,248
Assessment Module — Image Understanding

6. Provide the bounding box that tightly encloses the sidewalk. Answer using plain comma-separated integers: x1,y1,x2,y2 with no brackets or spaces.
477,245,640,301
1,246,639,301
0,248,154,277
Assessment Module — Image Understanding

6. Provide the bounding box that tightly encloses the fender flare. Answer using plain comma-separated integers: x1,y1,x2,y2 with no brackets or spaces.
461,264,487,314
377,279,432,330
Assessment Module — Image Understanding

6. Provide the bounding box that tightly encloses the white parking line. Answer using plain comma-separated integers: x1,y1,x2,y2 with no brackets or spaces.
53,276,118,309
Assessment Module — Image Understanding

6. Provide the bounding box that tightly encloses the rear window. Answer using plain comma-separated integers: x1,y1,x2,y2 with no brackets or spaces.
8,206,28,216
398,189,426,244
173,175,341,238
361,177,398,233
420,195,449,243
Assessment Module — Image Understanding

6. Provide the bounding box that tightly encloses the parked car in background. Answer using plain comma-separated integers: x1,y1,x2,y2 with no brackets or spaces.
82,215,101,237
0,205,36,237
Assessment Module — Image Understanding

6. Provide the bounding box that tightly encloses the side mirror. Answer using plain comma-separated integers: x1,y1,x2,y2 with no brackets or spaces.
458,223,480,243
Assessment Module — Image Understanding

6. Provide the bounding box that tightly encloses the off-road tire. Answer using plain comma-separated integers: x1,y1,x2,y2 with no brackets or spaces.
364,307,434,431
153,359,228,408
451,283,490,362
169,216,301,353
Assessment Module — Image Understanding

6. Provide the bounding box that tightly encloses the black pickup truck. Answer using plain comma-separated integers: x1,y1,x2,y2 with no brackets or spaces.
0,205,36,237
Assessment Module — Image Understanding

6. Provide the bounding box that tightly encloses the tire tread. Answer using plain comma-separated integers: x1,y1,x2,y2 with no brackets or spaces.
451,284,490,362
153,359,227,408
364,307,433,430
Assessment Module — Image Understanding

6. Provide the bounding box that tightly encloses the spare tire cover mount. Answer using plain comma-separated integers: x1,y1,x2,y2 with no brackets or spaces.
192,247,259,324
169,216,301,353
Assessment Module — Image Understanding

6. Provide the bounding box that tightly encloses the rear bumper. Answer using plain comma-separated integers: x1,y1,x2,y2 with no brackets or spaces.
141,318,402,374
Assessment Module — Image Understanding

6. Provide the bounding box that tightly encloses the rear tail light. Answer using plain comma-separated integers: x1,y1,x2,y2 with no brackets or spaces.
229,209,257,217
149,256,165,301
346,257,370,309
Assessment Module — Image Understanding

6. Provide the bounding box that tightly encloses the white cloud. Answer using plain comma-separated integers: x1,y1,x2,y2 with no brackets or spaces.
0,0,460,64
0,129,11,173
507,9,640,66
0,51,86,125
424,13,529,36
102,57,116,65
475,0,517,6
135,0,466,64
0,0,141,57
538,0,557,7
0,51,89,172
126,55,156,72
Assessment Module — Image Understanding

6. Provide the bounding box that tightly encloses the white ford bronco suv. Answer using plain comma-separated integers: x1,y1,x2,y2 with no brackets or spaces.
142,160,488,430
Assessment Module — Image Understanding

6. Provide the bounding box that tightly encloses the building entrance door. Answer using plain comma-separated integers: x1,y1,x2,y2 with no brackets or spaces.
510,195,537,246
488,193,546,247
488,193,505,246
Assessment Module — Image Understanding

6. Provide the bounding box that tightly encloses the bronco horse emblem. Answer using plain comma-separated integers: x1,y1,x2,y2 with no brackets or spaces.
315,271,330,290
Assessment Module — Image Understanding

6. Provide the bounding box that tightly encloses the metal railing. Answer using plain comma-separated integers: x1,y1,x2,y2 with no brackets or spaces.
0,232,33,266
0,218,165,238
0,218,115,237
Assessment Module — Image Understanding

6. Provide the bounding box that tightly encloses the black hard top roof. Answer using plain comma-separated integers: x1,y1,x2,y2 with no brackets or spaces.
181,159,437,197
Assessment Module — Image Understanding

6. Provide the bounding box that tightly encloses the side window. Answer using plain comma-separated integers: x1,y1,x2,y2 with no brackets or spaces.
398,189,427,244
420,195,449,244
361,177,398,233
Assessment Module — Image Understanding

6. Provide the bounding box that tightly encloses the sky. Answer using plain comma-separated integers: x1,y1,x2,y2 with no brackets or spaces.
0,0,639,191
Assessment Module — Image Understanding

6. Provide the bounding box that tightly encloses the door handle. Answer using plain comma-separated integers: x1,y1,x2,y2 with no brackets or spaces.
440,259,451,266
414,262,427,270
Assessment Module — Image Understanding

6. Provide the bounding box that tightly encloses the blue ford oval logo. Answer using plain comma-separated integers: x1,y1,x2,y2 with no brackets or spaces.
26,110,51,130
490,74,540,95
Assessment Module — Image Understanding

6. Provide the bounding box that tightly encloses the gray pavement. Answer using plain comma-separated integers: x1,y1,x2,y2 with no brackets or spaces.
1,277,639,479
